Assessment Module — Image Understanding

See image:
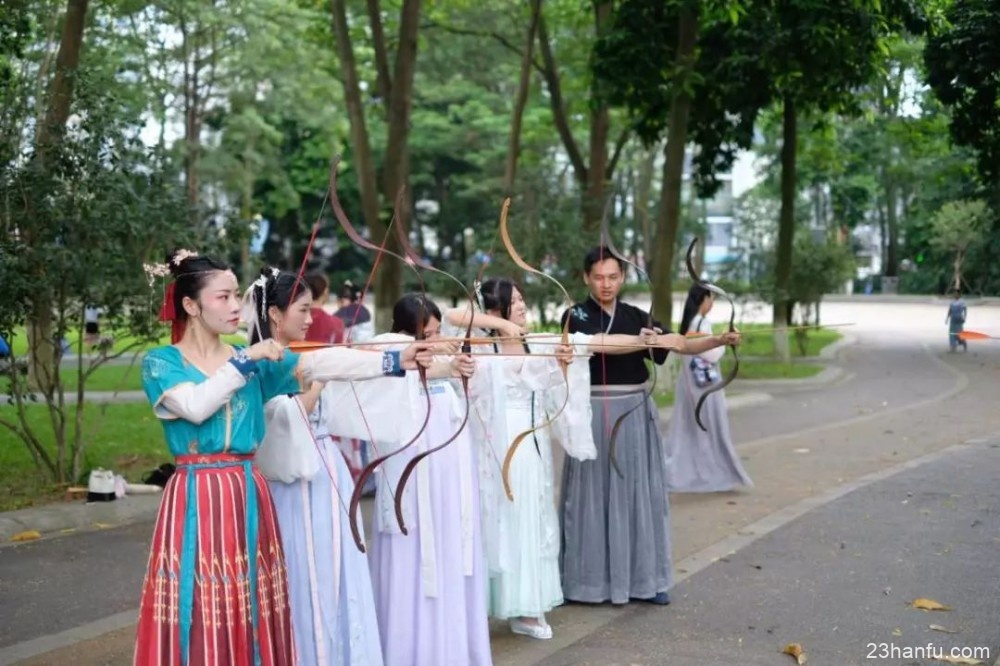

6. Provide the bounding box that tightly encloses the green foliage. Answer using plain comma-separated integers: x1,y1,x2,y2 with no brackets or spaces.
0,402,167,510
925,0,1000,185
929,199,990,254
928,198,990,291
0,20,228,484
752,235,856,309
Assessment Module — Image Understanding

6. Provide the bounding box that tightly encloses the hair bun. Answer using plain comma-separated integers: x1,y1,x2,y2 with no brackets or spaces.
165,248,200,277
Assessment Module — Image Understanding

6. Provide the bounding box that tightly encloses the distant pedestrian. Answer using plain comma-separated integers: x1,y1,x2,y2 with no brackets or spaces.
946,290,968,352
84,305,101,345
334,280,375,342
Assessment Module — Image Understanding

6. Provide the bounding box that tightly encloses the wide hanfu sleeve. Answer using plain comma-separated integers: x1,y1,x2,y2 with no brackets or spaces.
142,347,246,424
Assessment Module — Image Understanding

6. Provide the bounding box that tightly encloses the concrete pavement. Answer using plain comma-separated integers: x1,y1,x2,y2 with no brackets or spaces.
538,437,1000,666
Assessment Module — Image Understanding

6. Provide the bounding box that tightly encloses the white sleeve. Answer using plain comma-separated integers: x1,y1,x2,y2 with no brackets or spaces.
157,363,247,423
547,350,597,461
256,395,321,483
321,376,414,443
298,347,392,383
696,317,725,364
519,355,564,392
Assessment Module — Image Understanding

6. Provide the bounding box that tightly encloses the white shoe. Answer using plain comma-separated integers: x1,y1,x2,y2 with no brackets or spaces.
510,618,553,640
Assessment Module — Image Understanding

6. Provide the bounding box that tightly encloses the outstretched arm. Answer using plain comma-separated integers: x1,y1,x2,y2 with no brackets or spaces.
583,333,657,355
444,306,524,338
658,331,739,356
297,342,435,383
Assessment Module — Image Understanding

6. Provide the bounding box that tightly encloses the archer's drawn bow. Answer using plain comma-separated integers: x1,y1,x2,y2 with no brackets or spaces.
389,213,477,534
498,198,573,501
327,159,433,552
685,237,738,431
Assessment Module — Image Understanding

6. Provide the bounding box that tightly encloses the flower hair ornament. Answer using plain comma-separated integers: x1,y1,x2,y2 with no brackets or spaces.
171,249,198,265
143,262,171,286
142,262,173,333
241,267,281,343
473,279,485,313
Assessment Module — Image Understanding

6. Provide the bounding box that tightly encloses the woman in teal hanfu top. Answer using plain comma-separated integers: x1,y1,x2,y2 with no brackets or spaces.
134,250,432,666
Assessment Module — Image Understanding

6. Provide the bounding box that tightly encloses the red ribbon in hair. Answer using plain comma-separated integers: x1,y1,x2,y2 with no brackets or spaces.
158,283,187,343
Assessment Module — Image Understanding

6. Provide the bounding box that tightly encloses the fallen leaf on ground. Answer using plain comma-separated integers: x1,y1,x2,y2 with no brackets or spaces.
10,530,41,542
93,522,113,529
910,598,952,611
782,643,807,664
928,624,959,634
892,628,902,637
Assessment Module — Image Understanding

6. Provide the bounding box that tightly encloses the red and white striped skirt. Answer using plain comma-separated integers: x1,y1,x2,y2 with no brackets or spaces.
133,453,296,666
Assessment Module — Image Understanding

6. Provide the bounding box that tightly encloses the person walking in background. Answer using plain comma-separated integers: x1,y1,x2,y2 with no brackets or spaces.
946,290,968,352
84,305,102,346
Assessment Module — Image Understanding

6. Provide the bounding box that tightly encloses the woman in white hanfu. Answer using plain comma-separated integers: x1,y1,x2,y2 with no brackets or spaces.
249,268,385,666
446,277,682,641
324,293,491,666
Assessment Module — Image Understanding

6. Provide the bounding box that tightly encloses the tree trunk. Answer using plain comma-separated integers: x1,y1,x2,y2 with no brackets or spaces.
884,176,899,277
582,0,613,233
366,0,392,108
537,15,589,205
240,174,253,285
28,0,89,395
503,0,542,194
875,197,887,272
650,2,699,328
772,94,797,362
330,0,394,327
377,0,422,328
636,146,655,262
34,0,88,159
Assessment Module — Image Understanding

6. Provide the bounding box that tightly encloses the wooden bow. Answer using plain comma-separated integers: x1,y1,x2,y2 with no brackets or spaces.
685,237,739,431
389,207,477,534
327,158,433,552
498,198,573,501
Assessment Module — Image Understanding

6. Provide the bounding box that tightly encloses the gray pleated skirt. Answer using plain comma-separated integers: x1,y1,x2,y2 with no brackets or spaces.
663,360,753,493
559,385,673,604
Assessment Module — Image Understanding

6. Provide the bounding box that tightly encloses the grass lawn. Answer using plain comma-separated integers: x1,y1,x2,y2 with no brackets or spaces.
5,326,247,356
2,361,146,394
0,402,168,511
718,323,842,357
651,360,824,408
1,332,248,394
650,327,838,409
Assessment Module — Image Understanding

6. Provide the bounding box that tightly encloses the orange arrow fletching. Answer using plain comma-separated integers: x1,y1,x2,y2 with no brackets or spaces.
958,330,992,341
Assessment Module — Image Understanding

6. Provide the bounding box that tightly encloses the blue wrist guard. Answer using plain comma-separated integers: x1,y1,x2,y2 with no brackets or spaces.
229,349,258,378
382,351,405,377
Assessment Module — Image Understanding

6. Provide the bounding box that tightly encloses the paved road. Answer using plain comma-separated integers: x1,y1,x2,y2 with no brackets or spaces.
3,299,1000,665
538,439,1000,666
